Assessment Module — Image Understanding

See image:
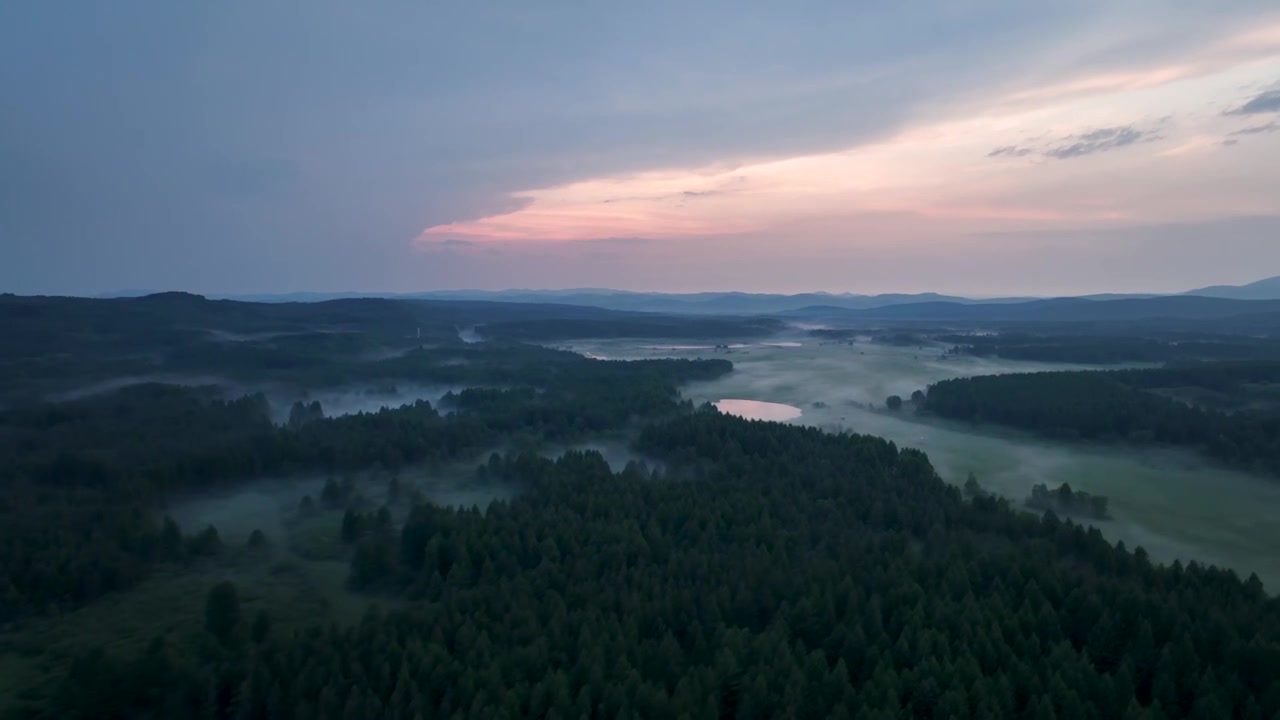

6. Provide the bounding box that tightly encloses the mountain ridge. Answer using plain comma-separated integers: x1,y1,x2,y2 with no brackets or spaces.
93,275,1280,314
1183,275,1280,300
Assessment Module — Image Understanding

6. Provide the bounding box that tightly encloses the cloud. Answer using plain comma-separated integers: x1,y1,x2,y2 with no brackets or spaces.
1228,121,1280,136
1044,125,1151,159
987,145,1033,158
989,124,1162,160
410,215,1280,295
3,3,1280,294
1225,88,1280,114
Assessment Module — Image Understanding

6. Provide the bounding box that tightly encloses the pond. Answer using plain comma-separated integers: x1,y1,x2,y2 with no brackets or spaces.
714,398,803,421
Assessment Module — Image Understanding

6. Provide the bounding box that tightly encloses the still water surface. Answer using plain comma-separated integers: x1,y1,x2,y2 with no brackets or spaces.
714,398,803,421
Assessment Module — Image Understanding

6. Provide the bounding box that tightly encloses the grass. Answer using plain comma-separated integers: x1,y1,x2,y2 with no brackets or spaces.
574,337,1280,591
0,520,386,716
0,457,512,715
288,511,348,561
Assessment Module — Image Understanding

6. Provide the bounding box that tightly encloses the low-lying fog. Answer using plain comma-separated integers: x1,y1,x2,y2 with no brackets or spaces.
169,441,650,547
46,374,247,403
168,463,517,549
48,375,467,426
565,336,1280,590
270,384,464,424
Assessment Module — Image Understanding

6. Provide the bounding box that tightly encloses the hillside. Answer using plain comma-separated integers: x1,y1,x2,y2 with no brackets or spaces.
211,289,1036,314
784,295,1280,327
1184,276,1280,301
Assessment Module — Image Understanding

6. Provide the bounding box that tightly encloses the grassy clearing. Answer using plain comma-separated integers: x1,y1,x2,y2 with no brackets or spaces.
570,337,1280,591
289,511,347,561
0,453,526,715
0,516,387,715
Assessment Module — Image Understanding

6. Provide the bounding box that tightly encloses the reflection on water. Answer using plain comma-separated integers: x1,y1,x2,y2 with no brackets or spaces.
715,398,803,421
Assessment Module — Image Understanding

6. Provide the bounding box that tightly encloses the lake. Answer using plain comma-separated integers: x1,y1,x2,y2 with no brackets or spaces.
714,398,803,421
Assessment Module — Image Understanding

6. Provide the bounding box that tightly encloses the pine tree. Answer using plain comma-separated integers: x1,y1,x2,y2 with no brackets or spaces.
204,580,240,645
251,610,272,644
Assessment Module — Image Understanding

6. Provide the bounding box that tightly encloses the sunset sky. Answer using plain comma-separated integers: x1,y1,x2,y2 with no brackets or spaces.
3,2,1279,295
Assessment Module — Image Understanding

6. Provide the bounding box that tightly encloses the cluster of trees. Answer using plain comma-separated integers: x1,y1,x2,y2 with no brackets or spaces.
0,293,446,404
0,349,729,621
286,400,325,428
940,333,1280,365
808,328,859,339
0,292,754,405
885,391,926,411
26,411,1280,719
479,316,782,341
1109,362,1280,393
963,472,991,499
870,332,926,347
1026,483,1110,520
923,364,1280,477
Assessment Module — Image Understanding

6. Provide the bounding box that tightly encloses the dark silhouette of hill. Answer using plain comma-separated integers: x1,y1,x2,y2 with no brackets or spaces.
784,295,1280,326
214,289,1037,314
96,274,1280,314
1184,275,1280,300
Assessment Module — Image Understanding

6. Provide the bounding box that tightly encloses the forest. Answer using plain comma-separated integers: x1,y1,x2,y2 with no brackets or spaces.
20,411,1280,719
922,362,1280,477
0,344,729,623
0,292,766,405
4,295,1280,719
938,332,1280,365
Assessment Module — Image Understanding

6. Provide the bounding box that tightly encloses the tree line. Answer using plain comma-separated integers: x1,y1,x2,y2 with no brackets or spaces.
922,363,1280,477
940,333,1280,365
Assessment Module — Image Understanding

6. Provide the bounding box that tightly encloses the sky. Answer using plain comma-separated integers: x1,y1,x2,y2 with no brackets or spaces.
2,2,1279,297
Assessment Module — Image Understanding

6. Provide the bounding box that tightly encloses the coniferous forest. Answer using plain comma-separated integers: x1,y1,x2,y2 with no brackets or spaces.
29,412,1280,719
922,363,1280,477
2,295,1280,719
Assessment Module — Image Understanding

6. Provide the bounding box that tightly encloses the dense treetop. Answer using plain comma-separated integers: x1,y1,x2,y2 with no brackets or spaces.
923,362,1280,477
26,412,1280,719
940,333,1280,365
0,341,729,623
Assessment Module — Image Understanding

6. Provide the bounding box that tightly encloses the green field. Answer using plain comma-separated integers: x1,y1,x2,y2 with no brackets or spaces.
568,337,1280,589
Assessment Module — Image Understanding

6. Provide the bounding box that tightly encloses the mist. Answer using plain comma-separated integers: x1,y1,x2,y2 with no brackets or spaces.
564,336,1280,588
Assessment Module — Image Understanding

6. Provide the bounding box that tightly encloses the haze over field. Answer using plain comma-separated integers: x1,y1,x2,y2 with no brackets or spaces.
4,3,1280,296
562,338,1280,586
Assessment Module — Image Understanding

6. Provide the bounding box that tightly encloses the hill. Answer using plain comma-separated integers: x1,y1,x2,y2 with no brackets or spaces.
784,295,1280,328
208,289,1038,314
1184,276,1280,301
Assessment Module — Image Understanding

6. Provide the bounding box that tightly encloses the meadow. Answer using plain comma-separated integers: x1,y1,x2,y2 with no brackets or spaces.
567,337,1280,589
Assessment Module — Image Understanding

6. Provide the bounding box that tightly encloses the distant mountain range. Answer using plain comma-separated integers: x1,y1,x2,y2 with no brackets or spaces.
783,295,1280,326
97,275,1280,316
401,290,1039,315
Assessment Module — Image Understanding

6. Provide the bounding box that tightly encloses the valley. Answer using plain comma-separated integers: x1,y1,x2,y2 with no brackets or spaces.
567,338,1280,587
